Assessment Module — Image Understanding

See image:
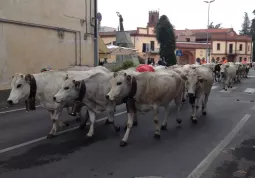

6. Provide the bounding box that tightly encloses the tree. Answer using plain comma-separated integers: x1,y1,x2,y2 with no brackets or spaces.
155,15,176,66
208,22,222,29
240,12,251,35
251,10,255,62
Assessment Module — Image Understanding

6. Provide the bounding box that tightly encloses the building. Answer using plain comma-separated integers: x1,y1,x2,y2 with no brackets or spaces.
99,26,117,32
0,0,107,90
100,11,253,64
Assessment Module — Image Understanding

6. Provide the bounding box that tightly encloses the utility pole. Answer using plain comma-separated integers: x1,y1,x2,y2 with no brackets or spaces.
204,0,215,63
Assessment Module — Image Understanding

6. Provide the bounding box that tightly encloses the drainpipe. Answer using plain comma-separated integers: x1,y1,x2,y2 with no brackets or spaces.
94,0,98,66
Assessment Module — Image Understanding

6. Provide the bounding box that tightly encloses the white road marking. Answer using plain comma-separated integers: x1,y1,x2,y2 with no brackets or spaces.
244,88,255,94
186,114,251,178
248,76,255,78
0,111,127,154
0,105,41,115
219,87,237,93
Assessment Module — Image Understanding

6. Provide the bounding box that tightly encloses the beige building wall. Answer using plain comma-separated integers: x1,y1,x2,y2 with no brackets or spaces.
0,0,96,90
195,49,207,59
236,42,246,54
212,41,226,54
226,41,236,53
247,42,252,55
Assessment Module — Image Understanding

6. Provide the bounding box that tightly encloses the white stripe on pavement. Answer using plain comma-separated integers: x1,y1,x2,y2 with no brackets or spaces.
0,105,41,115
186,114,251,178
0,111,127,154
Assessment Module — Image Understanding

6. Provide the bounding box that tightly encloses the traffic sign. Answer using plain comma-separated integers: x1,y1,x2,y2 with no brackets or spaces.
176,50,183,56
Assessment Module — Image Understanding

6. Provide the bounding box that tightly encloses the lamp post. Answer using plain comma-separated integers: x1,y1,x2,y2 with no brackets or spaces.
204,0,215,63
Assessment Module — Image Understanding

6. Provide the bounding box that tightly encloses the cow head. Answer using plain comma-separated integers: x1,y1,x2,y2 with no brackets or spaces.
106,72,133,101
7,73,31,105
220,63,229,77
53,77,82,104
185,71,206,104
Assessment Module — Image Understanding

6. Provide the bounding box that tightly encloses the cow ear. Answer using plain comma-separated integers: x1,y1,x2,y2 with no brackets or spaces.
75,81,81,88
113,72,118,78
126,75,132,83
123,72,127,77
20,74,24,79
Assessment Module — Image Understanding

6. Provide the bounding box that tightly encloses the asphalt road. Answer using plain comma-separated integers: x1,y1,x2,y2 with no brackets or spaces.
1,71,255,178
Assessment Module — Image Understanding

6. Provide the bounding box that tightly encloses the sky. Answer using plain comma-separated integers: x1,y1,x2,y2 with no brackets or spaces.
98,0,255,33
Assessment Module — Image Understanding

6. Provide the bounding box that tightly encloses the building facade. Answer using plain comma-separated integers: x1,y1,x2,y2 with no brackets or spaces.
100,11,253,64
0,0,98,90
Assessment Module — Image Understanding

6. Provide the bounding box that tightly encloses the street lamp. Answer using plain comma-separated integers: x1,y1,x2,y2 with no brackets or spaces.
204,0,215,63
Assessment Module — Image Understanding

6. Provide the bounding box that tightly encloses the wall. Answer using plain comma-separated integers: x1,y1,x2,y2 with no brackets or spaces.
226,41,236,53
212,41,226,54
195,49,207,59
0,0,96,90
236,42,246,54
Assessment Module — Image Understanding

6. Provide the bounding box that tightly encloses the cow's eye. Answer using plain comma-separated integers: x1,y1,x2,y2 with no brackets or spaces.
17,84,22,88
117,82,122,85
64,87,69,90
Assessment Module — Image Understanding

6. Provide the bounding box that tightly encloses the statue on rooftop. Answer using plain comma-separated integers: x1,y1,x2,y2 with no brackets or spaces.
116,12,124,31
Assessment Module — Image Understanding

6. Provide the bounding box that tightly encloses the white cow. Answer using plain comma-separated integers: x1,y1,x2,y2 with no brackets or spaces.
7,67,109,138
106,69,184,146
220,62,237,90
185,66,214,123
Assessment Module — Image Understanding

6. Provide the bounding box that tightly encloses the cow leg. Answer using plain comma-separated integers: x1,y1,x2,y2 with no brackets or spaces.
191,98,199,124
107,110,120,132
86,109,96,137
124,112,138,131
161,104,170,130
175,93,183,125
202,94,209,116
153,106,161,139
79,108,89,130
120,112,134,147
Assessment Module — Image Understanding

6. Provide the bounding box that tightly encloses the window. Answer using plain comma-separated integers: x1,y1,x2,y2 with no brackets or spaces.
229,44,233,53
248,45,250,51
217,43,220,50
150,41,155,51
186,38,190,42
142,43,147,52
239,57,242,62
239,44,243,51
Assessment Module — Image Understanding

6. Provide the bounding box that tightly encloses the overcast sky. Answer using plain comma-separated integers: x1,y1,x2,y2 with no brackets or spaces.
98,0,255,33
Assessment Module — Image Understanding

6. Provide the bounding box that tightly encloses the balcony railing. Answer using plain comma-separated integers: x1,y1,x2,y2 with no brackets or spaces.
227,50,245,55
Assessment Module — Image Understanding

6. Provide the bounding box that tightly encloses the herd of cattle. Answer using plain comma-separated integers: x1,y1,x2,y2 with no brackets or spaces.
6,62,251,147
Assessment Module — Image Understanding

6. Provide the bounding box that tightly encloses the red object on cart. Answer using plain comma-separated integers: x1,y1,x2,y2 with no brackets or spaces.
136,64,155,72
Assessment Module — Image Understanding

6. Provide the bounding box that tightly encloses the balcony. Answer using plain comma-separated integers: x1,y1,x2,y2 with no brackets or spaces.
148,48,160,54
227,50,243,55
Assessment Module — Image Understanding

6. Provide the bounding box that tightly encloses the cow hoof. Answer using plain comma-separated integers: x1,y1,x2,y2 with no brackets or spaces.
133,120,138,127
115,125,120,132
76,117,81,122
86,134,93,139
182,99,186,102
120,141,127,147
190,116,194,120
64,122,70,127
47,134,55,139
124,126,127,131
192,119,198,124
161,125,167,131
105,119,112,125
202,111,207,116
154,133,161,140
176,118,182,124
224,89,227,91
